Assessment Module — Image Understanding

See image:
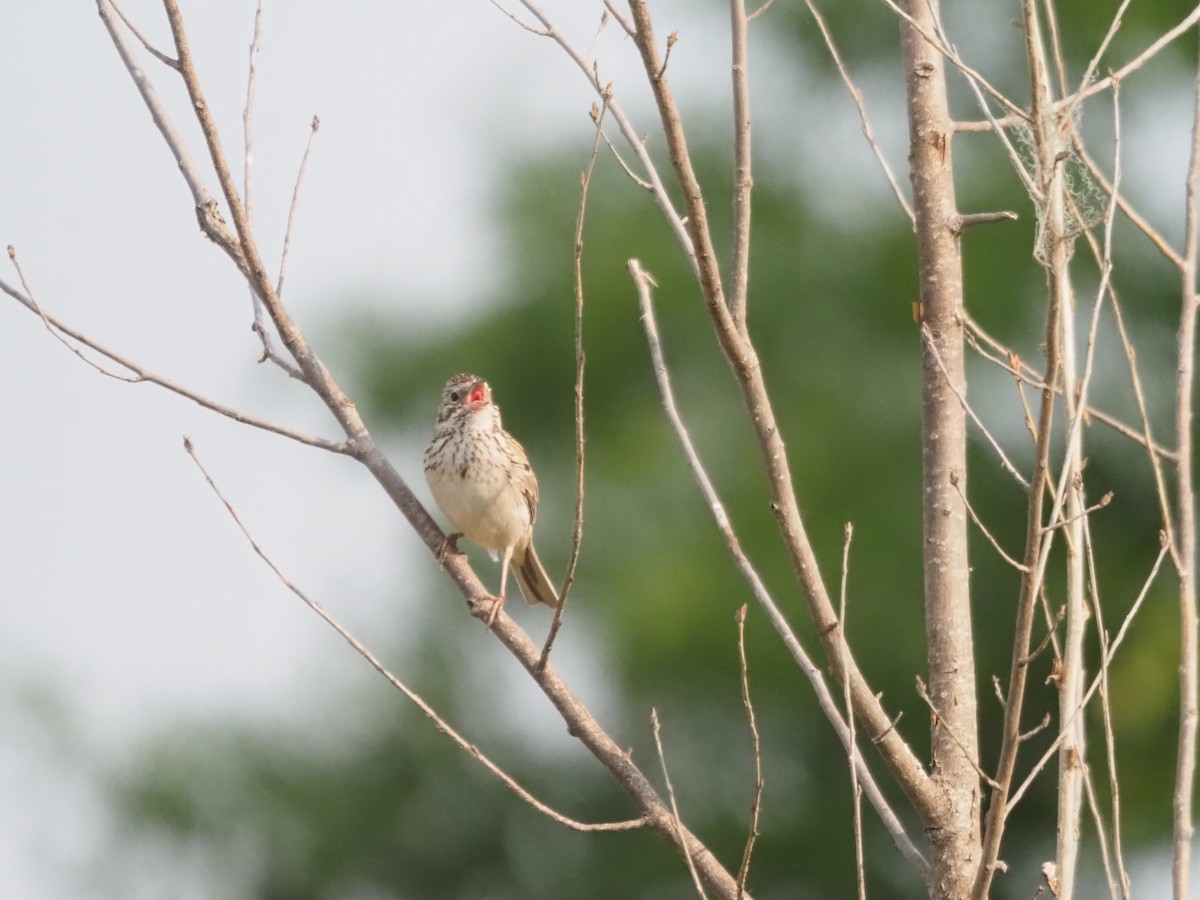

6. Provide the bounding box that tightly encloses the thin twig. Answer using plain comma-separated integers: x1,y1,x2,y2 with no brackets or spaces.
7,249,137,382
656,32,678,82
921,323,1029,489
108,0,177,67
729,0,753,331
277,115,321,304
950,475,1029,572
1073,136,1184,271
243,0,262,238
1044,492,1114,531
0,268,347,454
962,313,1179,460
1109,291,1180,550
539,95,609,669
241,0,282,371
747,0,778,23
1082,513,1132,899
879,0,1027,119
601,0,634,37
599,126,654,189
183,438,644,834
915,676,1000,790
629,260,927,874
974,128,1067,890
651,709,709,900
1071,4,1200,107
838,525,867,900
1081,762,1122,900
488,0,548,35
949,211,1018,233
734,606,763,900
1063,0,1134,124
1024,6,1088,888
96,0,245,268
1008,538,1171,813
514,1,698,275
805,0,913,222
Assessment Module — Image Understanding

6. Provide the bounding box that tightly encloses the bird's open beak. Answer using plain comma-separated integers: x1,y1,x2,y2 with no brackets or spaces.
466,380,491,412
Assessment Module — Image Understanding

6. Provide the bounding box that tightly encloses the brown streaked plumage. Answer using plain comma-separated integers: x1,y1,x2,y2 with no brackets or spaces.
423,373,559,625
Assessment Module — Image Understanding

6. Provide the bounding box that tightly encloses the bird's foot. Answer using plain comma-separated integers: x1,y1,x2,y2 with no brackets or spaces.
484,593,506,628
436,532,465,566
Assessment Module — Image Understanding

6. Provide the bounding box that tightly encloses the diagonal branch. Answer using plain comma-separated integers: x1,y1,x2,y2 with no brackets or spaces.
0,269,347,455
806,0,913,222
624,0,938,823
97,0,245,269
184,437,646,835
630,260,928,874
514,0,698,277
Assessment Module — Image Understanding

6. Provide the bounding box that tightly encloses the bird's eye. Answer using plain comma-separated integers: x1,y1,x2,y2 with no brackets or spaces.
449,391,459,402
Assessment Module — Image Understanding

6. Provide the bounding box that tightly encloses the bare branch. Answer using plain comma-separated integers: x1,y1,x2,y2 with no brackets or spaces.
899,2,982,888
880,0,1026,119
1082,513,1133,899
729,0,753,330
734,606,764,899
108,0,177,67
243,0,263,235
96,0,244,268
277,116,321,303
914,676,999,790
1072,4,1200,106
540,96,609,669
1073,132,1186,271
805,0,913,222
1173,20,1200,895
1008,538,1172,814
838,525,867,900
1065,0,1134,123
0,269,348,454
963,313,1179,460
239,0,298,378
921,323,1029,489
627,0,939,820
514,1,698,275
629,260,927,874
183,437,644,834
488,0,548,36
950,475,1029,572
602,0,634,37
599,125,654,190
747,0,778,23
651,709,709,900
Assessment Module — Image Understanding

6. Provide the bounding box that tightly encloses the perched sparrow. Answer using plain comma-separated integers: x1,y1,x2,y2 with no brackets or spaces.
423,373,559,625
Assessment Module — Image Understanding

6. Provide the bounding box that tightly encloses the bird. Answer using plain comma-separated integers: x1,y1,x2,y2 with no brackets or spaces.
423,373,559,626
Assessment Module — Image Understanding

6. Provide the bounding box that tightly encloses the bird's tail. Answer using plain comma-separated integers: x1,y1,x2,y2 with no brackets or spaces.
513,542,560,609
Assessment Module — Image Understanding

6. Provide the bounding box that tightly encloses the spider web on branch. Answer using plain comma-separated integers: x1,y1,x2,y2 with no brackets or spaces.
1012,103,1105,265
